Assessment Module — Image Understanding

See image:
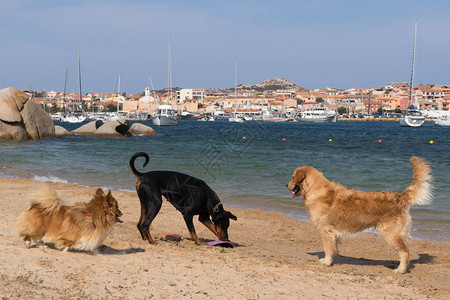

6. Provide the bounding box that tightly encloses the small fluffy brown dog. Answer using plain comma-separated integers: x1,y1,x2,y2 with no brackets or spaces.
18,185,123,254
286,156,433,273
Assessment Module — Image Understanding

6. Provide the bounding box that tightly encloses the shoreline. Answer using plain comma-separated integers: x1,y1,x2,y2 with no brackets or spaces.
5,174,448,243
1,176,449,299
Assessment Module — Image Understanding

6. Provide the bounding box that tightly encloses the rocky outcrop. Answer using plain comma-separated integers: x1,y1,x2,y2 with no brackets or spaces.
92,118,131,138
71,120,104,134
238,77,302,91
0,87,55,141
69,119,156,138
55,125,73,137
129,123,156,136
0,121,28,141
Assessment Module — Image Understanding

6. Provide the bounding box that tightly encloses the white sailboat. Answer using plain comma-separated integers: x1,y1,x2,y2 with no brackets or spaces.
400,20,425,127
60,46,88,123
229,57,244,123
152,37,178,126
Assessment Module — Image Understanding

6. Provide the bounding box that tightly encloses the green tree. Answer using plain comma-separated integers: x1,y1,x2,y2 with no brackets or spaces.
316,97,324,103
50,103,58,114
338,107,347,114
106,104,117,112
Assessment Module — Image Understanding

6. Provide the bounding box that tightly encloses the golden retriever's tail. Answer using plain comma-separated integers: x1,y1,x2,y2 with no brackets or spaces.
28,184,64,214
400,156,433,206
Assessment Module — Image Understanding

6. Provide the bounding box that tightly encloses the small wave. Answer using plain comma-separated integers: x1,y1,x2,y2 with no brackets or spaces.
33,175,69,184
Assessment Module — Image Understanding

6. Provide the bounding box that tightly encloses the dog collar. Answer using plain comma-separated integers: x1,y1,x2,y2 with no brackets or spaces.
212,203,222,213
87,212,96,228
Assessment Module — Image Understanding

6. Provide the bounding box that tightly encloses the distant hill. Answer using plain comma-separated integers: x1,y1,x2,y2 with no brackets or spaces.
238,77,302,91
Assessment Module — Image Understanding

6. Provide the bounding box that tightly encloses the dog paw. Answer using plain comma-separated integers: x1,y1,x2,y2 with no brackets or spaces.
24,240,31,248
319,258,333,266
393,268,406,274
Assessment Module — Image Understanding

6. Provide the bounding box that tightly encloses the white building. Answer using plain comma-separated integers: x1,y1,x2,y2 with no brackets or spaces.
177,89,204,103
139,87,157,103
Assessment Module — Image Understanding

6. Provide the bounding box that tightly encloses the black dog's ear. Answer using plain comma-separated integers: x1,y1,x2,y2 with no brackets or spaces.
227,211,237,221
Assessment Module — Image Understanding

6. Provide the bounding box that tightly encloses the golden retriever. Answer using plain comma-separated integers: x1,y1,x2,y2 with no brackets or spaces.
286,156,433,273
18,185,123,254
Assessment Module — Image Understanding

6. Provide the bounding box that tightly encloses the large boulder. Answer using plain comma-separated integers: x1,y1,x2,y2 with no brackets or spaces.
0,87,55,141
21,100,55,140
93,118,131,137
129,122,156,136
55,125,73,137
71,120,104,134
0,120,29,141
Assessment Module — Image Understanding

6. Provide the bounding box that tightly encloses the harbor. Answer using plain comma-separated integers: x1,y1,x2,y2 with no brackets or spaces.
2,119,449,242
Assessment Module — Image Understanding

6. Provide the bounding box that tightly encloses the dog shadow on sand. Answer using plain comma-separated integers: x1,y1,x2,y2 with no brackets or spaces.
26,243,145,255
97,245,145,255
161,237,243,248
307,252,435,271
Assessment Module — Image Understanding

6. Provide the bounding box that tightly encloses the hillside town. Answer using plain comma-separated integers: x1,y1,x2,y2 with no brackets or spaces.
24,77,450,120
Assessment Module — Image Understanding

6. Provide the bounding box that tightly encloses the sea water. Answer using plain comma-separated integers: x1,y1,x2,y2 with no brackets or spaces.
1,120,448,241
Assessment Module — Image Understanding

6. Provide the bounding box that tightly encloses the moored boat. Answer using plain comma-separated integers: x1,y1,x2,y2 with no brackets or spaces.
434,115,450,126
152,105,178,126
60,112,89,123
400,20,425,128
400,107,425,127
296,107,337,122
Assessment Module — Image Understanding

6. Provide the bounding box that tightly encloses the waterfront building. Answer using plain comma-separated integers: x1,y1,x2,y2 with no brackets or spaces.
177,89,204,103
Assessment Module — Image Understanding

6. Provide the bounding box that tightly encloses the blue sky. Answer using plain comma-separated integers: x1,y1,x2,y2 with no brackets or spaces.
1,0,449,93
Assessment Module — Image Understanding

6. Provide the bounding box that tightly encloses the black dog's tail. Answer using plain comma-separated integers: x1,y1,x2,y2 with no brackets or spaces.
129,152,150,179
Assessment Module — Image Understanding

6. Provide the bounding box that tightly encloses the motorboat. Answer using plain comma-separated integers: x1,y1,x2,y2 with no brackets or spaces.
197,116,215,122
296,107,337,122
229,116,244,123
152,105,178,126
60,112,89,123
434,115,450,126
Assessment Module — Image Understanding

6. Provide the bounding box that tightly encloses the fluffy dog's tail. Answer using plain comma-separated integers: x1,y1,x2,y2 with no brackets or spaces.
129,152,149,179
400,156,433,206
28,184,64,214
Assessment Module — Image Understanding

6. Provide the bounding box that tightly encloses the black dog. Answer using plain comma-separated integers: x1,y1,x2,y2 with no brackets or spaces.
129,152,237,245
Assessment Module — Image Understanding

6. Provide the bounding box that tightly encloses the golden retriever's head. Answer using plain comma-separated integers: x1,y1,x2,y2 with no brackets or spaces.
92,189,123,223
286,166,310,198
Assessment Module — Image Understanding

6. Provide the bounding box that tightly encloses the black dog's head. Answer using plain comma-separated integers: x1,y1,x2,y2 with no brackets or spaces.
212,207,237,241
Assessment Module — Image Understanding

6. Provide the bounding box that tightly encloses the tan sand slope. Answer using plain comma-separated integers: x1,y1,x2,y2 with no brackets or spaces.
0,177,448,299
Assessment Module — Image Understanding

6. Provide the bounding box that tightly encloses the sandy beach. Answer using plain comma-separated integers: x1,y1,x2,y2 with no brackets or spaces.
0,177,448,299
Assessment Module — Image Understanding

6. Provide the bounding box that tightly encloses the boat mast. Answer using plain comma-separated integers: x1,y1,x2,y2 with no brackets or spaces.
234,56,237,116
78,44,82,112
64,63,68,111
148,73,155,98
168,36,172,103
118,74,121,97
43,87,46,112
408,20,417,109
117,74,121,112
